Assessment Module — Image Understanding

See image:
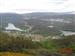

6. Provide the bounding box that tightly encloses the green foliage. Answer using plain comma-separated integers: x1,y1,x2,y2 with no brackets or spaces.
0,32,41,51
40,39,57,50
40,35,75,53
1,31,75,54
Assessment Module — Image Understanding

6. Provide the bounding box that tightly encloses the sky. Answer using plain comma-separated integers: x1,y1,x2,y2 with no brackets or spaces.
0,0,75,13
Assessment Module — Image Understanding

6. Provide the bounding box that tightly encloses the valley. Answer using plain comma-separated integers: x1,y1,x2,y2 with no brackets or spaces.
0,12,75,56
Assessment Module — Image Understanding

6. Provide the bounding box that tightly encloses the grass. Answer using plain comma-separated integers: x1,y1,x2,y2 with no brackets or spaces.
0,52,33,56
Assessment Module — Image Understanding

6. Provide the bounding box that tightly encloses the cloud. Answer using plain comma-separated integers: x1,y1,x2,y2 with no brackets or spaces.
60,0,75,11
0,0,74,13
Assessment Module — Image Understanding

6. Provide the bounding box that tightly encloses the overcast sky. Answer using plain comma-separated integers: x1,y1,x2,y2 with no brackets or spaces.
0,0,75,13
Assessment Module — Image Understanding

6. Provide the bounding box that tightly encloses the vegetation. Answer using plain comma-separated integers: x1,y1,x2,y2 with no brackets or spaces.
0,52,33,56
0,31,75,56
0,32,41,52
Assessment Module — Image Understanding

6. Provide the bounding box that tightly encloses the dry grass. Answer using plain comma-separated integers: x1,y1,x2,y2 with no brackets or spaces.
0,52,33,56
